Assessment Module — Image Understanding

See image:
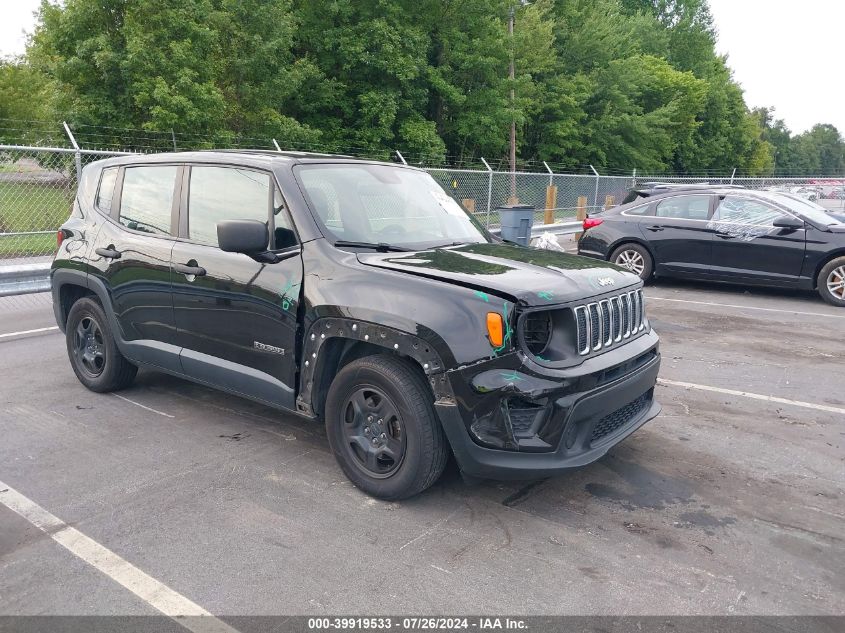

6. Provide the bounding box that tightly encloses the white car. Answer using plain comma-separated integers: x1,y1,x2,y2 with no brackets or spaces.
790,186,819,201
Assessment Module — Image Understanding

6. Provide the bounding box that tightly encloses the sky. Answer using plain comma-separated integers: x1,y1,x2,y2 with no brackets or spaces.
1,0,843,136
707,0,845,134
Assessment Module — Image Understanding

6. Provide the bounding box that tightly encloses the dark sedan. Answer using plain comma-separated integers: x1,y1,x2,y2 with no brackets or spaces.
577,187,845,306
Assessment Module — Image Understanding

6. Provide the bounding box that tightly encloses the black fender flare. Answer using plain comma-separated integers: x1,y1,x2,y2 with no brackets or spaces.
52,268,120,333
297,316,453,417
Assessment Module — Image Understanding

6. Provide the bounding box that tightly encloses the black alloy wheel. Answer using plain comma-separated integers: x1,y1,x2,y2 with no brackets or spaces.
340,386,406,478
73,315,106,377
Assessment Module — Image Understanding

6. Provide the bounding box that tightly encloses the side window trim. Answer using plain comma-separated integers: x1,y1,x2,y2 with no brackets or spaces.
111,167,125,221
269,182,301,253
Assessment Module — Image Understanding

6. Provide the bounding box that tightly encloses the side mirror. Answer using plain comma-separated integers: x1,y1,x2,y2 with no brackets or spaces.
217,220,269,254
772,215,804,230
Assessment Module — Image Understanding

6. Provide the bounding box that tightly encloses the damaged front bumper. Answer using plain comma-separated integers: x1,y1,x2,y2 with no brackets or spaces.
435,330,661,480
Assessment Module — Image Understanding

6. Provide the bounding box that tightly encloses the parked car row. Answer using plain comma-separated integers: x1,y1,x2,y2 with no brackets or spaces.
50,155,844,501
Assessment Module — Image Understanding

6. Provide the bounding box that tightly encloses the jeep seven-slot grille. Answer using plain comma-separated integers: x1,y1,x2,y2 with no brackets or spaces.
573,290,645,356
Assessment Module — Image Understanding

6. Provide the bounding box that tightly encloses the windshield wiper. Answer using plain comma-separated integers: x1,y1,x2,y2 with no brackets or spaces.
333,240,411,252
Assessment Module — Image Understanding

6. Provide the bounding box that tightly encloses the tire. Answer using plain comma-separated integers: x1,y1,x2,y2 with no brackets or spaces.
65,297,138,392
817,257,845,307
324,354,449,500
610,243,653,281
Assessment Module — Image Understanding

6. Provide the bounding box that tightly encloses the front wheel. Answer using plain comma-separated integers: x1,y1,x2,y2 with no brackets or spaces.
818,257,845,307
610,243,653,281
325,355,449,500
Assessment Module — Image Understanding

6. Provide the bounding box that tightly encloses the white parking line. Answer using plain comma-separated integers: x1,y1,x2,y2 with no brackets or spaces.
0,325,59,339
113,393,175,418
645,296,845,319
648,295,845,319
0,480,238,633
658,378,845,416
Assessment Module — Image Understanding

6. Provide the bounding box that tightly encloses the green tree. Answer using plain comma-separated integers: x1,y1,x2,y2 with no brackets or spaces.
0,58,54,134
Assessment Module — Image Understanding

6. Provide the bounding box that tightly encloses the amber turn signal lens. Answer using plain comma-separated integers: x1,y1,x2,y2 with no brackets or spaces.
486,312,504,348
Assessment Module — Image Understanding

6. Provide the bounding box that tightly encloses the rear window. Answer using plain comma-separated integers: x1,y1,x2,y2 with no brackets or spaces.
96,168,118,213
655,195,711,220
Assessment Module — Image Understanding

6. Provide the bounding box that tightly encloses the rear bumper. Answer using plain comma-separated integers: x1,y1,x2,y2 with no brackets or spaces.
436,337,661,480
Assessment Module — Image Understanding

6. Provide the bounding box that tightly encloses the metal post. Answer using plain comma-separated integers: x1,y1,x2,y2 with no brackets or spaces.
395,150,407,165
589,164,600,209
272,138,282,152
730,167,736,185
171,129,177,151
63,121,82,181
632,168,637,188
481,157,494,227
543,161,553,187
508,5,516,202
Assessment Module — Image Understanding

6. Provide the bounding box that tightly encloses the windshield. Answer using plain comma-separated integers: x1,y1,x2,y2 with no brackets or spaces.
295,164,490,248
755,191,840,226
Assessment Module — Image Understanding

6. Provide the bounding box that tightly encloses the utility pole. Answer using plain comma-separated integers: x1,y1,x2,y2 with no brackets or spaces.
508,5,517,203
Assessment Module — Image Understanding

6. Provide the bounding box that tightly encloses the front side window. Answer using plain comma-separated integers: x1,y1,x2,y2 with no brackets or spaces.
756,191,838,227
97,167,118,213
655,195,711,220
295,164,489,249
188,166,270,246
712,196,782,226
119,166,178,235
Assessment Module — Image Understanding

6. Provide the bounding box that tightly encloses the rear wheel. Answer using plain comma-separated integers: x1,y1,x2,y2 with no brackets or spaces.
818,257,845,307
65,297,137,392
325,355,448,500
610,243,653,281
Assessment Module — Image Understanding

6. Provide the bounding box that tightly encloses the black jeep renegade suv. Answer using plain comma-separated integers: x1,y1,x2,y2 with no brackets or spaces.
52,151,661,499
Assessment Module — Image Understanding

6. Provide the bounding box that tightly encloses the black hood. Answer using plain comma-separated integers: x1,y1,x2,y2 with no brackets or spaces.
357,243,639,306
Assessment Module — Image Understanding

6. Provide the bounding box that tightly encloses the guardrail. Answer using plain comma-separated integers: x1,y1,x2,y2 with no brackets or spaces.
488,220,581,239
0,263,51,297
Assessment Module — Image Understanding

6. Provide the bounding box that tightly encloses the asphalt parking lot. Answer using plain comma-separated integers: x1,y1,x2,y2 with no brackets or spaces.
0,279,842,618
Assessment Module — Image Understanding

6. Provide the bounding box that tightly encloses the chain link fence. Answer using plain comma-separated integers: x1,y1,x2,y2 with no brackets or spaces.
1,132,843,310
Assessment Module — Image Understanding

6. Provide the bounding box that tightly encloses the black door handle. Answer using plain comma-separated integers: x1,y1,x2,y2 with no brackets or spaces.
645,225,664,232
95,247,121,259
173,262,207,277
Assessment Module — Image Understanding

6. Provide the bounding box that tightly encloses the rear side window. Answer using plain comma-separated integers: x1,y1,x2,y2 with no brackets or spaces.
623,203,651,216
655,195,711,220
97,168,118,213
188,166,270,246
119,166,178,235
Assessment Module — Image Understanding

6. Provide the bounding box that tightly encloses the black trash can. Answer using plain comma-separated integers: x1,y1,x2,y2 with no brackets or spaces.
497,204,535,246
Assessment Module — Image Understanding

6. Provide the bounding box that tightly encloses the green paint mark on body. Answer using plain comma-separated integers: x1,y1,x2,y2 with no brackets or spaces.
474,290,490,302
279,280,301,311
537,291,554,301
